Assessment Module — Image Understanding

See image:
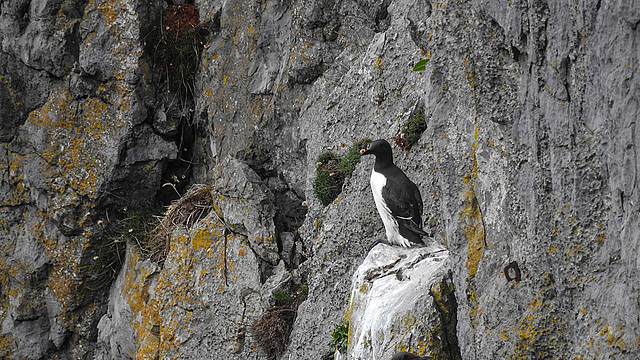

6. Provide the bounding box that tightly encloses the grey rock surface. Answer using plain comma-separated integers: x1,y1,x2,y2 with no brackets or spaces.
0,0,639,359
95,248,137,360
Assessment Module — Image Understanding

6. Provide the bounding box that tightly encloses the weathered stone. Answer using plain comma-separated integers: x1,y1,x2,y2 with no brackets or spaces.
95,248,137,360
2,0,640,359
213,157,280,266
347,243,453,360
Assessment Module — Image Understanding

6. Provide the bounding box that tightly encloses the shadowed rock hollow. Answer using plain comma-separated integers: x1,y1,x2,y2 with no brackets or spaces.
0,0,639,359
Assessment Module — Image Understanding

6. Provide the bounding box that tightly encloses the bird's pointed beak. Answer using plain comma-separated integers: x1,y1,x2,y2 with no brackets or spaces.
360,148,366,155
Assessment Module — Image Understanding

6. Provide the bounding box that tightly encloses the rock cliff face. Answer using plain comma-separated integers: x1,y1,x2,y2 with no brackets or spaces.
1,0,639,359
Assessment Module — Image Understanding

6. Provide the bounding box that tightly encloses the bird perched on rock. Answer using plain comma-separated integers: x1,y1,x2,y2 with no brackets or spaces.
361,139,428,247
391,351,434,360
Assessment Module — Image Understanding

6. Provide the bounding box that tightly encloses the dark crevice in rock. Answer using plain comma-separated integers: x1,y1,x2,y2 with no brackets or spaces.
156,117,196,205
292,61,327,85
430,272,462,360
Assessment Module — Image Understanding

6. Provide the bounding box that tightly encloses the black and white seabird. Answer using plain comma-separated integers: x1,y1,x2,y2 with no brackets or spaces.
361,139,427,247
391,351,434,360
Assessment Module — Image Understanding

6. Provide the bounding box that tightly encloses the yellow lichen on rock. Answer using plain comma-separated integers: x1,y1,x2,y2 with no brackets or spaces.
124,248,161,360
26,88,124,199
461,126,485,280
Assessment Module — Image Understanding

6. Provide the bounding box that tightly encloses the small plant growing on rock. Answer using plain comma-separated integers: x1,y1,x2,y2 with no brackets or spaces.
147,4,206,98
338,140,370,176
313,139,372,206
313,151,343,206
273,291,293,306
412,58,429,71
393,108,427,150
329,321,349,353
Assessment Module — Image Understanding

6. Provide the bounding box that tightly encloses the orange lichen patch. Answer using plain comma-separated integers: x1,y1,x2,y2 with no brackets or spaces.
0,75,21,108
462,181,485,279
415,339,429,355
467,289,481,320
27,88,124,199
0,251,17,356
460,126,485,331
124,249,161,360
149,229,222,357
546,244,557,254
462,127,485,280
506,279,573,359
20,211,89,333
510,313,538,358
97,0,117,24
596,323,635,351
1,154,29,206
237,244,247,257
528,296,542,311
191,227,213,252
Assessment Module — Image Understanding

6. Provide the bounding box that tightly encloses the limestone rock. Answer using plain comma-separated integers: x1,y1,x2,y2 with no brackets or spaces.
94,248,138,360
212,157,280,265
1,0,640,359
347,243,455,360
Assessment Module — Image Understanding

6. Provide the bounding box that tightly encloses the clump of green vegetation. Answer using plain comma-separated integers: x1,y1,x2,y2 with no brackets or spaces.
273,284,309,307
313,151,343,207
393,108,427,150
296,284,309,301
147,4,207,98
122,204,165,244
338,141,369,176
313,139,372,206
329,321,350,353
273,291,293,306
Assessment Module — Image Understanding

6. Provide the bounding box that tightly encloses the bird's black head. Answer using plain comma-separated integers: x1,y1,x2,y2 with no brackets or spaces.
361,139,393,157
361,139,394,169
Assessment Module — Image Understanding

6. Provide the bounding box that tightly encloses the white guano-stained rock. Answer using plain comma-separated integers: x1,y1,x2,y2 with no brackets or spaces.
347,243,451,360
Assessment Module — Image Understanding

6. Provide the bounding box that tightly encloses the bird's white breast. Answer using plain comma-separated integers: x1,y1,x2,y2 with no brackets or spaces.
370,170,411,247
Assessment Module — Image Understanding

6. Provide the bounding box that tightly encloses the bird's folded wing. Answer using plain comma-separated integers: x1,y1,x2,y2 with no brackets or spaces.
382,178,419,220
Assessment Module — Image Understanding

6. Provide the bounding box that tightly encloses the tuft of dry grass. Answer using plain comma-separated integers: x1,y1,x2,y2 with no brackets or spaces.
251,306,297,360
143,184,215,265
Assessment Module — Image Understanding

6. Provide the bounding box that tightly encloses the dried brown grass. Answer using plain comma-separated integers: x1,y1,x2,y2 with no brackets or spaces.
143,184,215,265
251,306,297,360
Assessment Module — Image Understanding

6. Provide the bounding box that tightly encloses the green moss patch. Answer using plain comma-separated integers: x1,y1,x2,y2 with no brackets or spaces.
313,139,371,206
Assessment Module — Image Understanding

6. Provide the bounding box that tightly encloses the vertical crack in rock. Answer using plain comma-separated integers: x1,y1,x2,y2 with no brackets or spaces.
429,273,462,360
